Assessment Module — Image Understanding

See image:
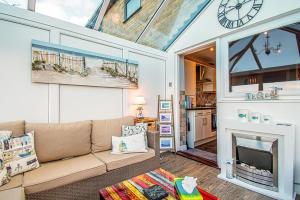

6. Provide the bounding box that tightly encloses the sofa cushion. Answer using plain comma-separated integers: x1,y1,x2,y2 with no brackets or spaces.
0,187,25,200
93,148,155,171
0,121,24,137
25,121,92,163
92,116,134,152
0,174,22,192
23,154,106,194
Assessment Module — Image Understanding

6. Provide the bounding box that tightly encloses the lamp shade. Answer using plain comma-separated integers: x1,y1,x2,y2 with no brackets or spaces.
134,96,146,105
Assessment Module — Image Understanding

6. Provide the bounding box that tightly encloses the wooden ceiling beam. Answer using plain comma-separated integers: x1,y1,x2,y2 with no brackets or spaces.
250,44,263,70
280,27,300,36
296,35,300,57
229,35,259,72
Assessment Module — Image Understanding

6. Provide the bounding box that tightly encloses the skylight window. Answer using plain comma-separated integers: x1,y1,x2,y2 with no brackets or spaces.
0,0,27,9
35,0,102,26
137,0,211,50
125,0,141,21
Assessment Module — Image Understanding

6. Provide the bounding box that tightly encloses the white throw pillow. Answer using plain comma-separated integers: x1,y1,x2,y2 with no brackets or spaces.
1,131,40,176
111,133,148,154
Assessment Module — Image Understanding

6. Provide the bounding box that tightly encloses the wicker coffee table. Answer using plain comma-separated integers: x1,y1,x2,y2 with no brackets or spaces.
99,168,219,200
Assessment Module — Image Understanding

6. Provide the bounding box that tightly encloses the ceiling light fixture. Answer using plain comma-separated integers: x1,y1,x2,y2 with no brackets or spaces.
255,32,282,55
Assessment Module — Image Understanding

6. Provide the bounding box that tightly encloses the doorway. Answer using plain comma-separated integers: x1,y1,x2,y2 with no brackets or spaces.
177,42,218,168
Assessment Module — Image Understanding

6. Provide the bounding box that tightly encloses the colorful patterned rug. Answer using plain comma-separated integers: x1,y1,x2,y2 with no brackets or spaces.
99,168,219,200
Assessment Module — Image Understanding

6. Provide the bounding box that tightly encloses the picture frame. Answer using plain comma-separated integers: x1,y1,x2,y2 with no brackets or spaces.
31,40,138,89
159,124,172,135
160,100,172,110
159,113,172,123
160,138,173,149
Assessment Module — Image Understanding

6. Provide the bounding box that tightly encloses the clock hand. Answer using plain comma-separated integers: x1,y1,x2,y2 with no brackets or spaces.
225,7,236,14
241,0,252,4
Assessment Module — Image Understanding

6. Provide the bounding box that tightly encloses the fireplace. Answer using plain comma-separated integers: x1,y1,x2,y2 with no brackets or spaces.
219,120,295,199
232,133,278,191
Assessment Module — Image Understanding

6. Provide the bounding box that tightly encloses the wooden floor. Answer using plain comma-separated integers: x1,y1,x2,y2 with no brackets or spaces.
196,139,217,154
161,152,277,200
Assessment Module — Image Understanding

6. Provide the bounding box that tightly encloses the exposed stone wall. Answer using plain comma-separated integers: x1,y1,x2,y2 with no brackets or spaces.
101,0,162,41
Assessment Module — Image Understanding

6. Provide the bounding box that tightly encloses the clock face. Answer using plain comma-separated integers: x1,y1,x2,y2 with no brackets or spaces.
218,0,263,29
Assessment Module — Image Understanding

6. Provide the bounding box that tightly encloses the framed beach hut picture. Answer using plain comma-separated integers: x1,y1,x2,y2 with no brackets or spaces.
159,124,172,135
160,138,173,149
160,100,172,110
159,113,172,123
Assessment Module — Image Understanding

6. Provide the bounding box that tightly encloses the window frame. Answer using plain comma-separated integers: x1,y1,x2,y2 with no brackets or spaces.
219,13,300,102
124,0,142,22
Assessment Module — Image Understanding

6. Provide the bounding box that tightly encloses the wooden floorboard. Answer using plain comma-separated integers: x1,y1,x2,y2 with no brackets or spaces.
160,152,281,200
196,139,218,154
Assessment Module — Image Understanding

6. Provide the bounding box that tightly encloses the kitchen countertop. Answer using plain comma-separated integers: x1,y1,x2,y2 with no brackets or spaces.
186,107,216,110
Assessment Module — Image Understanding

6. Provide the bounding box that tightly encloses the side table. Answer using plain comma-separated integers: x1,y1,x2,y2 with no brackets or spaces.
134,117,157,132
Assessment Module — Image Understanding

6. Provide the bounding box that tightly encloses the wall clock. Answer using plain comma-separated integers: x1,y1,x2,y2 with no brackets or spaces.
218,0,263,29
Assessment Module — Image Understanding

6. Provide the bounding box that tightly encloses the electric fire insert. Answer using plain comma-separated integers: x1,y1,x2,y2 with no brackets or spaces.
232,133,278,191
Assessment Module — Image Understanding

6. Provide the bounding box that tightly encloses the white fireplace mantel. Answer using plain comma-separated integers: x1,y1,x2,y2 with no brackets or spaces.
218,119,296,200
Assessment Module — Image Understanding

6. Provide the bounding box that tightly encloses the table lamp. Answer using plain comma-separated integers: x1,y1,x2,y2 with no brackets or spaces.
134,96,146,118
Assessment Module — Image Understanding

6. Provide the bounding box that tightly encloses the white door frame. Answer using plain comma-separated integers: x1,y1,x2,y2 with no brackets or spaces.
173,38,221,167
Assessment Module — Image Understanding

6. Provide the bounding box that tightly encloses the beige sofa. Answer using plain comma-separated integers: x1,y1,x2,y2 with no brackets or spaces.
0,117,160,200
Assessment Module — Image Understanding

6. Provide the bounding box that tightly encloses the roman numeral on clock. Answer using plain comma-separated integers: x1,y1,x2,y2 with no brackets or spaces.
219,17,228,27
219,2,228,9
247,14,254,20
237,19,244,27
253,3,262,11
226,21,234,29
218,10,226,19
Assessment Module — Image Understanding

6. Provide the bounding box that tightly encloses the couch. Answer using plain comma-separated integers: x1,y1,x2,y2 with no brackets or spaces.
0,116,160,200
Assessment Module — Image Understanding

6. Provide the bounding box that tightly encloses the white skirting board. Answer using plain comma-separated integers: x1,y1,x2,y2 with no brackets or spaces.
218,174,296,200
178,145,187,151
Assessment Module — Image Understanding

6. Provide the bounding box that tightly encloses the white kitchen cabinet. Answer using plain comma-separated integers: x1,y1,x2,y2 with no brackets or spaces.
195,113,204,141
187,109,213,148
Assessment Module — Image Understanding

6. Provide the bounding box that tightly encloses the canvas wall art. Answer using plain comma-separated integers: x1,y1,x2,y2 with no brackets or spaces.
31,40,138,89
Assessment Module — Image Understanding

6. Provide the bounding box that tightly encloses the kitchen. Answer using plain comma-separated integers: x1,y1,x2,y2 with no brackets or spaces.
178,43,218,167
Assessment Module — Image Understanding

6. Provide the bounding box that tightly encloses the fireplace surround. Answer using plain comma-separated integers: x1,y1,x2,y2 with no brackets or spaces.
218,119,295,200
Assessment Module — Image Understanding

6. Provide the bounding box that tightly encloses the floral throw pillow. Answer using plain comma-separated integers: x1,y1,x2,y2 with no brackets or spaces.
0,131,12,150
0,131,12,186
1,131,40,176
122,123,148,147
0,153,10,186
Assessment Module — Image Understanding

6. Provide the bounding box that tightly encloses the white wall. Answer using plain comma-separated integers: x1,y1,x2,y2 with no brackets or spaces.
0,4,167,123
166,0,300,194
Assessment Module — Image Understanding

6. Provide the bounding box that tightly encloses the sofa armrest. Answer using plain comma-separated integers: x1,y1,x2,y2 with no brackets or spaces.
147,131,160,156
